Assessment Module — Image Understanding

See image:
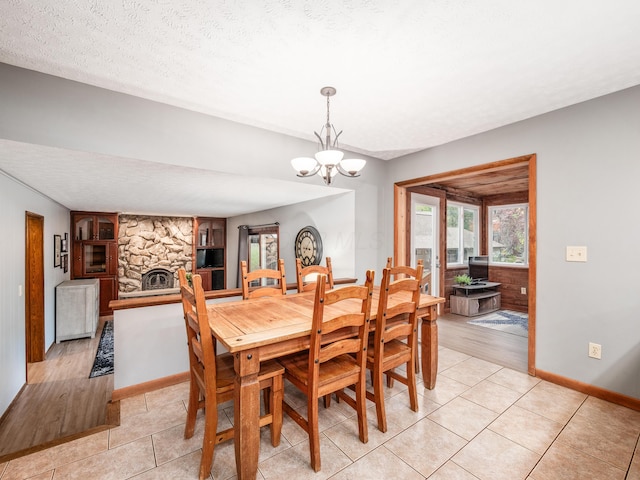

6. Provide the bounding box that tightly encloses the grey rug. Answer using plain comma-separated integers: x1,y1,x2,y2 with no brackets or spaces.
89,320,114,378
467,310,528,337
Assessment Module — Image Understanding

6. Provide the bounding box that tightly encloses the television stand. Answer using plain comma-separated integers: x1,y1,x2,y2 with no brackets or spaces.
450,282,501,317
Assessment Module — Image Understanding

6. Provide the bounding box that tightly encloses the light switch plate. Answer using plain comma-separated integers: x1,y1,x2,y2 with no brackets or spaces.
566,246,587,262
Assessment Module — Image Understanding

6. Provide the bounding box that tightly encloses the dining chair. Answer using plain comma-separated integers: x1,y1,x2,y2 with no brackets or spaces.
240,259,287,299
385,257,424,376
366,262,423,433
177,269,284,480
295,257,334,293
280,271,374,472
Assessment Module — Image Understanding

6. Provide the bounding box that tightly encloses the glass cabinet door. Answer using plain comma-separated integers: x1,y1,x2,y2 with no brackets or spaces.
97,216,115,240
84,244,107,274
75,216,94,241
197,219,224,247
74,215,115,240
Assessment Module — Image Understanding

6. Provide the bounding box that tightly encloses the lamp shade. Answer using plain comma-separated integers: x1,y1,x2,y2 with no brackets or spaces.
340,158,366,176
291,157,318,175
315,149,344,166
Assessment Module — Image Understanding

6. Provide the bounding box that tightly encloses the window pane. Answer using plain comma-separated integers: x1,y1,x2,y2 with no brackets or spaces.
490,205,527,264
447,203,479,266
247,227,280,286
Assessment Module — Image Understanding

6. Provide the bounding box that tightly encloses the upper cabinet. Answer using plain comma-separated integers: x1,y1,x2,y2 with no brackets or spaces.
73,214,116,241
193,217,226,291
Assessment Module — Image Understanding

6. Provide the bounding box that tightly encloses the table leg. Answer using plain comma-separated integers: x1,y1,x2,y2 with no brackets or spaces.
420,305,438,389
234,349,261,480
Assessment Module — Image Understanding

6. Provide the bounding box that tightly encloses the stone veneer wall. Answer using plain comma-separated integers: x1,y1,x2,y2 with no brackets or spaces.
118,215,193,293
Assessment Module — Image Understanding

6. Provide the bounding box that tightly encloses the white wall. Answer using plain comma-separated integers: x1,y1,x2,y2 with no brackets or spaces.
386,85,640,399
0,173,69,414
226,192,362,286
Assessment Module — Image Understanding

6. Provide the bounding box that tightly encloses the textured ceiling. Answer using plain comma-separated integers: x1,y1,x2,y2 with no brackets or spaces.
1,0,640,216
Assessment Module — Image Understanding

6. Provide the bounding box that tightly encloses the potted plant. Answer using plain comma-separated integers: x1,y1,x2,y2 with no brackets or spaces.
454,273,472,285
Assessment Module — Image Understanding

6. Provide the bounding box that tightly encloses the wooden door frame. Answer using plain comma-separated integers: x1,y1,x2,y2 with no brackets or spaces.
25,211,46,370
393,154,537,376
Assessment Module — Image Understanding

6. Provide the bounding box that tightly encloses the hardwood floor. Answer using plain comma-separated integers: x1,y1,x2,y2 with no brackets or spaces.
437,311,528,372
0,317,116,461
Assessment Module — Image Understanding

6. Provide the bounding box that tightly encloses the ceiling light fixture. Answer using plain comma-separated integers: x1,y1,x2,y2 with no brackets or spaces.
291,87,366,185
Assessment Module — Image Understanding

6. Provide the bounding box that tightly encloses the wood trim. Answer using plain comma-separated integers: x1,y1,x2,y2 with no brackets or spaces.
527,155,537,376
536,369,640,412
109,277,358,311
394,184,407,268
396,155,532,188
111,371,190,401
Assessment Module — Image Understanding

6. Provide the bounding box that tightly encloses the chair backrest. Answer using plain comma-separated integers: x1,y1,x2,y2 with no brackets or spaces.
374,263,424,349
386,257,424,283
295,257,334,293
307,271,374,395
178,269,218,395
241,259,287,299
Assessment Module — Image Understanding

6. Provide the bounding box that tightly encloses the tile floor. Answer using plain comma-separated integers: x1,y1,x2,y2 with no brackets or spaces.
1,346,639,480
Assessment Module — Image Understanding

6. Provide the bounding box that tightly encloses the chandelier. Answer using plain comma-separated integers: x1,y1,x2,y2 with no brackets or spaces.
291,87,366,185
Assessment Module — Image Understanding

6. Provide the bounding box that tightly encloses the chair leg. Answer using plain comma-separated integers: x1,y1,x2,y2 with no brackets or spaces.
199,397,218,480
386,370,394,389
308,396,321,472
373,366,387,433
407,358,418,412
184,377,199,439
269,376,283,447
414,334,420,374
355,376,369,444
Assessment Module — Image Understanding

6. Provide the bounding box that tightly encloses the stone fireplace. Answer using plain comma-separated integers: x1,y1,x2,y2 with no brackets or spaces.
118,215,193,296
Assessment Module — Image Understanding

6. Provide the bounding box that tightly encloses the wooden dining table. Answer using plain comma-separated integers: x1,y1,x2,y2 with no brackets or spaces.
207,287,445,479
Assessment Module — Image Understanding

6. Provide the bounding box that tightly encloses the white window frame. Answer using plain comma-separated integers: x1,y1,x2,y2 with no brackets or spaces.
446,202,479,267
488,203,529,266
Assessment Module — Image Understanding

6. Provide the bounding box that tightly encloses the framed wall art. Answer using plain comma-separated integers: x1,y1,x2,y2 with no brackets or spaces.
54,234,62,267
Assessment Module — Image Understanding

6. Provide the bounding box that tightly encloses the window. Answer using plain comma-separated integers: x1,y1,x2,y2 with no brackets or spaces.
247,225,279,286
489,204,528,265
446,203,479,265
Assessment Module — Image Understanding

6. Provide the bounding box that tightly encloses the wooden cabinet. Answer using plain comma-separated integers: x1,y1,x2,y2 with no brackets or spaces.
193,217,226,291
450,282,501,316
71,211,118,316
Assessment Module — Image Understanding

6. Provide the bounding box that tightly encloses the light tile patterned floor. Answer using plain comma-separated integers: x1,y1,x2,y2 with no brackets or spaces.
2,346,639,480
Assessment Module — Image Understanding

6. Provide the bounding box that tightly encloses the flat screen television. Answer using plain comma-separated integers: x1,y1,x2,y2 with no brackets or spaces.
468,255,489,281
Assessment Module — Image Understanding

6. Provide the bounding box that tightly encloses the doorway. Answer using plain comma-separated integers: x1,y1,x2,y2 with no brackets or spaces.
410,193,440,296
25,211,45,371
394,154,537,375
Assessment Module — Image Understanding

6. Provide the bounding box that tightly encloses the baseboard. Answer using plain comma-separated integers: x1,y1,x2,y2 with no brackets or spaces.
536,369,640,411
111,371,189,401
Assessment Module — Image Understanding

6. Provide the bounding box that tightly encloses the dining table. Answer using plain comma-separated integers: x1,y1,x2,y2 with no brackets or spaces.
207,286,445,479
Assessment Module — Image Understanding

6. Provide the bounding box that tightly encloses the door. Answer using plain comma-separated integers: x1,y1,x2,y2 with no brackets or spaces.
25,212,45,365
411,194,440,296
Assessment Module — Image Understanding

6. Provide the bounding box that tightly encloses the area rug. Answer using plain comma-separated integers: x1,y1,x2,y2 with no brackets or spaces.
89,320,114,378
467,310,528,337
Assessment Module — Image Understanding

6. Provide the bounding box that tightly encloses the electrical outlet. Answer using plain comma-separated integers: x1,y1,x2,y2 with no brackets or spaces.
520,287,527,295
588,342,602,359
